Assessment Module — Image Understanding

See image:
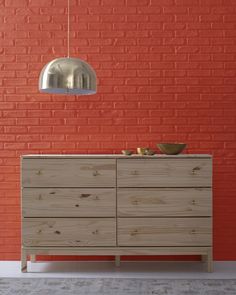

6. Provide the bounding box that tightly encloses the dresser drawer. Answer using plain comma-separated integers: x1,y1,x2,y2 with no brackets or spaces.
117,188,212,217
22,159,116,187
117,158,212,187
118,218,212,246
22,188,116,217
23,218,116,247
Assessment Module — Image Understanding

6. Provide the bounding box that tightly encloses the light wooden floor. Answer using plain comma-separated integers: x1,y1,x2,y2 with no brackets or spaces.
0,261,236,279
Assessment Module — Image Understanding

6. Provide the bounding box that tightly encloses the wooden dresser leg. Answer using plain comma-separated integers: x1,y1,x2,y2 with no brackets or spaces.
21,248,27,273
115,255,120,267
207,250,213,273
30,254,36,263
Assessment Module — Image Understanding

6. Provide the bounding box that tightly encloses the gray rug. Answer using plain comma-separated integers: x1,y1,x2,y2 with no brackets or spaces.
0,278,236,295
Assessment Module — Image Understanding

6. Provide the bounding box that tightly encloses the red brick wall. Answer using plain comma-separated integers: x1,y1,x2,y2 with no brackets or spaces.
0,0,236,260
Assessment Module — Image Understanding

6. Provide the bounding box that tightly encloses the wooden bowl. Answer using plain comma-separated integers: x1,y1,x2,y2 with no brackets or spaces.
157,143,187,155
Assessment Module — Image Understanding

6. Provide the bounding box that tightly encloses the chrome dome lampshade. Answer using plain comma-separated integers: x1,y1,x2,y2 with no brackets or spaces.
39,0,97,95
39,57,96,95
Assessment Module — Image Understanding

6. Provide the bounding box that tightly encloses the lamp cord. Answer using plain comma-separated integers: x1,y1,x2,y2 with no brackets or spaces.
67,0,70,57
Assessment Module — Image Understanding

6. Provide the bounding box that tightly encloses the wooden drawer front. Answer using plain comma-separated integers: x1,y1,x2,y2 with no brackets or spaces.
22,159,116,188
117,159,212,187
23,218,116,247
22,188,116,217
118,218,212,246
118,188,212,217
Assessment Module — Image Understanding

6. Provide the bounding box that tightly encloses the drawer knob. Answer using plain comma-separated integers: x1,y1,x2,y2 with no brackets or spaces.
191,229,196,234
95,196,100,201
36,170,42,175
54,230,61,235
93,170,100,176
131,229,138,236
92,229,99,235
192,166,201,175
80,193,91,198
75,204,80,208
192,200,196,205
131,170,139,176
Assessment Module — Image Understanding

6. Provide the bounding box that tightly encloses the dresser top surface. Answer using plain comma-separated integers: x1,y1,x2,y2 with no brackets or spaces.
22,154,212,159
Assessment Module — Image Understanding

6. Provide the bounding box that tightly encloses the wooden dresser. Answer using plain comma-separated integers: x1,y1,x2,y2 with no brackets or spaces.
21,154,212,272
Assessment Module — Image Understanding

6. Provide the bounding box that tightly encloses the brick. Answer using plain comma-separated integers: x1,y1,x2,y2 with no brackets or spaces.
3,78,27,86
200,15,223,22
164,7,188,14
0,71,15,78
222,0,236,5
17,118,39,126
125,78,149,85
28,126,52,133
187,23,211,30
188,86,212,93
150,0,174,5
199,78,223,85
138,70,161,77
150,78,173,85
189,7,211,14
200,30,224,37
151,16,175,25
150,30,174,38
5,16,27,24
163,54,187,61
51,142,76,149
4,143,26,150
28,142,51,149
126,0,149,6
89,7,112,15
150,62,174,69
15,7,39,15
28,0,53,6
0,8,15,15
0,135,16,142
164,70,186,77
200,0,222,5
0,102,15,109
188,38,210,46
187,70,211,77
3,110,26,118
163,86,187,93
5,0,27,7
176,14,199,22
66,135,89,142
53,126,77,133
138,86,161,93
137,6,161,14
4,126,27,134
0,55,15,63
188,54,211,61
176,0,199,5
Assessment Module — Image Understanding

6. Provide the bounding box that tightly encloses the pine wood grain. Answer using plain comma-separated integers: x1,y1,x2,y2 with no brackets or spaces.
23,218,116,247
118,217,212,247
117,188,212,217
22,188,116,217
22,158,116,188
117,158,212,187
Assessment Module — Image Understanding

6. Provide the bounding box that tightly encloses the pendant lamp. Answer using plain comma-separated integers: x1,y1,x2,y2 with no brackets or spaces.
39,0,96,95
